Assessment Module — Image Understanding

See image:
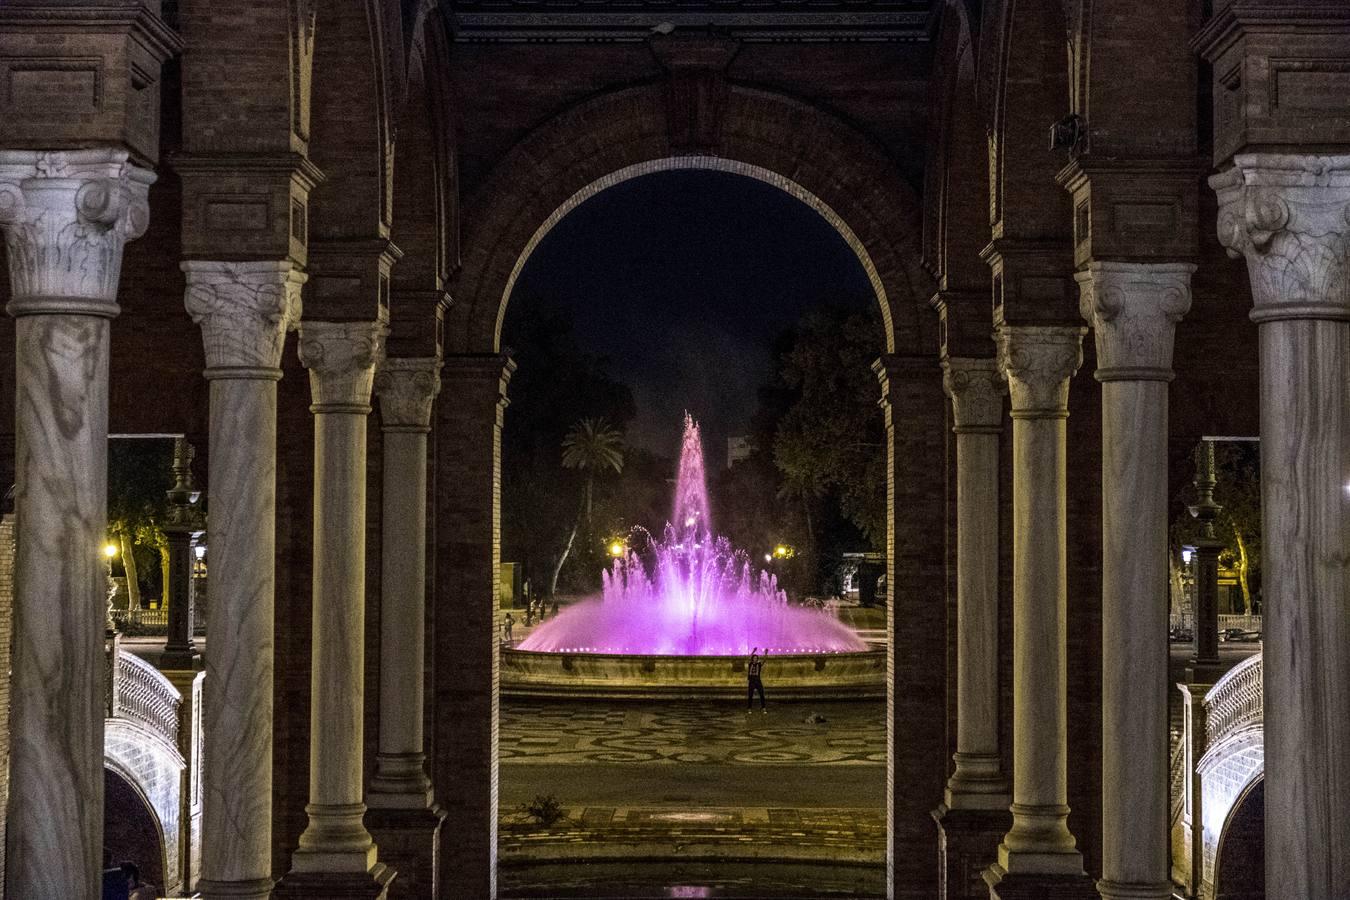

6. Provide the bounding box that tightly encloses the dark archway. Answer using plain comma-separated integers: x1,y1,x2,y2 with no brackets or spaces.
1215,778,1265,900
434,79,949,900
103,767,166,893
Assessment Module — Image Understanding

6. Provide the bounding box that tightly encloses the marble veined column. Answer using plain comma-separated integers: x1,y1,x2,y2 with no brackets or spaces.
288,320,391,887
991,325,1087,879
940,357,1010,810
1078,261,1193,900
0,149,152,898
183,260,304,900
370,357,441,807
1212,154,1350,898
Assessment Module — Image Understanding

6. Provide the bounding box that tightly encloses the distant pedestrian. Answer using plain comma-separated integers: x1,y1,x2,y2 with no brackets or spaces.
747,647,768,712
503,612,515,644
121,862,156,900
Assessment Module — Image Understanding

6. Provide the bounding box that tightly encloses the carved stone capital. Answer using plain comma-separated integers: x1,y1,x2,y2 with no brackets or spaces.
0,149,154,317
1076,261,1194,382
183,261,305,378
942,357,1006,433
298,320,387,413
996,325,1085,418
1211,154,1350,323
374,357,442,432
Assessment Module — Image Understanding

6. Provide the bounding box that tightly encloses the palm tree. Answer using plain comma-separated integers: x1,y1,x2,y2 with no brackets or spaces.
550,418,626,596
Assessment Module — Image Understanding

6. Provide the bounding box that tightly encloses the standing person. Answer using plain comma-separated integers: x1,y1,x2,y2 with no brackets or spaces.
503,612,515,644
121,862,156,900
747,648,768,713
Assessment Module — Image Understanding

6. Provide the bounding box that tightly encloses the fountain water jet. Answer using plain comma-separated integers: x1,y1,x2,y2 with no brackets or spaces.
517,414,868,656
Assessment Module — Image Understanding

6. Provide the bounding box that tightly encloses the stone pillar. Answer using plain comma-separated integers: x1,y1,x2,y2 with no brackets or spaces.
986,325,1096,898
1186,441,1225,681
434,354,514,900
0,148,152,897
933,358,1010,899
280,320,393,897
183,260,304,900
1078,261,1193,900
368,357,446,899
1212,153,1350,898
161,437,204,671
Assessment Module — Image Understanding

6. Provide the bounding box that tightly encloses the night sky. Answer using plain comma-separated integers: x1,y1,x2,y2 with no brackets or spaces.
504,169,876,457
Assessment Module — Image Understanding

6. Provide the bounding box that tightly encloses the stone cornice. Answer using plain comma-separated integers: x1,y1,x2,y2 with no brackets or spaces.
0,2,184,60
1055,156,1208,193
172,152,326,191
942,357,1005,433
1076,261,1194,382
1194,2,1350,62
375,357,442,432
182,261,305,378
1211,154,1350,323
0,148,154,316
298,321,387,413
996,325,1085,418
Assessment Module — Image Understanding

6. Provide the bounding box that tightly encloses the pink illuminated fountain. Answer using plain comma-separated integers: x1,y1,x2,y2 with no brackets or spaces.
517,414,868,656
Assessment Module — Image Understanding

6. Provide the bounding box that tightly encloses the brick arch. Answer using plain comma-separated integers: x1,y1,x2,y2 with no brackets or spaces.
448,83,934,356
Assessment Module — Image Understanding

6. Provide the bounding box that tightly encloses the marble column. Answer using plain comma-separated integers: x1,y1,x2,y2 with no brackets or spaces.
988,325,1089,885
370,357,441,805
286,320,392,891
1077,261,1193,900
0,148,152,897
1212,153,1350,898
183,259,304,900
940,358,1010,810
367,357,446,899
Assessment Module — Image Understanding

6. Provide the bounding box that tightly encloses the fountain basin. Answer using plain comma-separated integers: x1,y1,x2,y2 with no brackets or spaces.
500,647,887,700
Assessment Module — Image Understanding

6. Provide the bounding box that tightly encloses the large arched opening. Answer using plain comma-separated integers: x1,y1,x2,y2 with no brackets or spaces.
434,80,948,899
103,767,167,893
1215,778,1264,900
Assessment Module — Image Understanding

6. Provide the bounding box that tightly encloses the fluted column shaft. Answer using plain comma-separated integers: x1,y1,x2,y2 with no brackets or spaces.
370,358,441,808
994,325,1086,877
0,149,152,898
941,358,1009,810
292,320,387,875
1213,154,1350,898
183,260,304,899
1078,262,1193,900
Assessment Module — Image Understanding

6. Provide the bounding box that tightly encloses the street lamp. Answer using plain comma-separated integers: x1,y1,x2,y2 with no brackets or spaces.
104,543,118,559
608,540,625,558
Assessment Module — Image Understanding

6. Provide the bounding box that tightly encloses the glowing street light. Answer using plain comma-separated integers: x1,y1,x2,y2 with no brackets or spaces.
608,540,626,558
103,543,118,559
773,544,795,560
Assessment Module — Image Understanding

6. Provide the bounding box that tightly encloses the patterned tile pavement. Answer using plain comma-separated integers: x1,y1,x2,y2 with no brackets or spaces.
500,700,886,766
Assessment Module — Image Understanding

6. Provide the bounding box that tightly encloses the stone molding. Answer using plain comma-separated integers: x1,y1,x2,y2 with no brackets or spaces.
298,320,387,413
1212,154,1350,323
996,326,1085,418
1076,261,1194,382
183,261,305,378
0,149,154,316
374,357,442,432
942,357,1005,433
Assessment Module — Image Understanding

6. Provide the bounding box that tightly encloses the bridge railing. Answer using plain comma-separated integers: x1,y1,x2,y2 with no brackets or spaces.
110,648,183,750
1203,652,1263,751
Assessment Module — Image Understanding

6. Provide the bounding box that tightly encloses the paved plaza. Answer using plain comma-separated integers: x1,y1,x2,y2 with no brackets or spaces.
499,699,887,898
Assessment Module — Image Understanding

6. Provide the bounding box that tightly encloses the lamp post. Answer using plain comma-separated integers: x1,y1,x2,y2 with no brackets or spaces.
161,437,204,670
1187,440,1225,682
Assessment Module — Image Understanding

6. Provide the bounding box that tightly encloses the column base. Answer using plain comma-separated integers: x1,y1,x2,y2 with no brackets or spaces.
983,866,1098,900
1095,879,1174,900
366,805,445,900
195,876,276,900
933,805,1011,900
274,862,395,899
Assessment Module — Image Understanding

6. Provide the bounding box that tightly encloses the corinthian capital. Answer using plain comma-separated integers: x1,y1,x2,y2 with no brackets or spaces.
0,148,154,316
996,325,1085,417
1211,154,1350,323
1077,262,1194,382
942,357,1006,433
183,261,305,377
298,320,387,413
374,357,442,431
